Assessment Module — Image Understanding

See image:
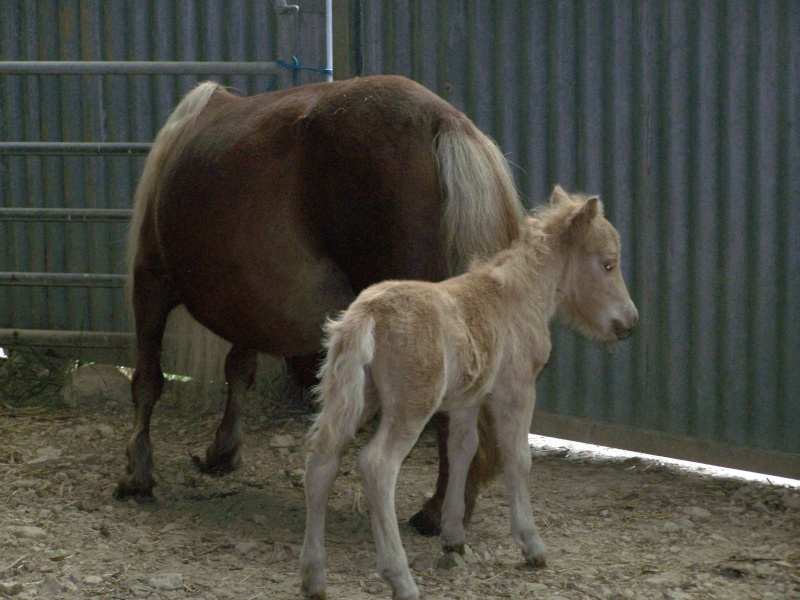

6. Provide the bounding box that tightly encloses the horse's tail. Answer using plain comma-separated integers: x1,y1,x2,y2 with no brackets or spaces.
308,312,376,456
433,114,524,499
435,114,526,276
126,82,232,400
126,81,220,290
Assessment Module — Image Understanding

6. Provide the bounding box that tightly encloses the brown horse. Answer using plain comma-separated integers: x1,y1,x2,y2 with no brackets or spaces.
301,188,638,599
116,75,525,535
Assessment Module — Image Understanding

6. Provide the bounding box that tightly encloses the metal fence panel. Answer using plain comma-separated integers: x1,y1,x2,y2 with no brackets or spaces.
0,0,327,347
348,0,800,458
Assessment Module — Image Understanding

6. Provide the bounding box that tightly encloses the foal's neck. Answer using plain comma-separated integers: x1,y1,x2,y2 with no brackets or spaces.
486,229,567,323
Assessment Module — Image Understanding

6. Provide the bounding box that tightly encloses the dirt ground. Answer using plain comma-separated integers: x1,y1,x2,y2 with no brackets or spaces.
0,363,798,600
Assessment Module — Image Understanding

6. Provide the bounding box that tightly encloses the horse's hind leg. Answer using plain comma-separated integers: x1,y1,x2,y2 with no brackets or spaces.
193,345,256,474
116,269,178,500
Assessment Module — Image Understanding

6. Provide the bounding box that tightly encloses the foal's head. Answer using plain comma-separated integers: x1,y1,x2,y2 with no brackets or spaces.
542,185,638,342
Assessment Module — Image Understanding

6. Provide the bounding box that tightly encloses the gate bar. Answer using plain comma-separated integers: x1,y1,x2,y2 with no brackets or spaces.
0,61,282,76
0,329,132,349
0,208,131,222
0,142,151,156
0,273,126,287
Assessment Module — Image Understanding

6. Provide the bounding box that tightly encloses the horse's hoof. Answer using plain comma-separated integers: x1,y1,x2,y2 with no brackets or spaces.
442,543,465,555
114,482,155,503
192,453,238,476
408,509,441,537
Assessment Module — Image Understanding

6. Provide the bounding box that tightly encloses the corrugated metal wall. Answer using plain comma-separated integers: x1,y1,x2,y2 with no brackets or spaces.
2,1,798,461
345,0,800,457
0,0,327,338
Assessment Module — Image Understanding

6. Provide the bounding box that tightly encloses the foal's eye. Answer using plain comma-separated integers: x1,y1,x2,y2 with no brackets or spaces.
603,262,614,272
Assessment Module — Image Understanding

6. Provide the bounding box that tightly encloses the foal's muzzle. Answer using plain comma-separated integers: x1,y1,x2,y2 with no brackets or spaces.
612,309,638,340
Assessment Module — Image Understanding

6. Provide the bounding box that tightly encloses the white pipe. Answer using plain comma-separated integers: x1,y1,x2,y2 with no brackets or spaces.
326,0,333,81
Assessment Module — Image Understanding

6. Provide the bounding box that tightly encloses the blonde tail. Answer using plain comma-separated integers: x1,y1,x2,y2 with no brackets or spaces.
308,313,376,455
126,81,220,293
436,115,526,276
126,82,231,402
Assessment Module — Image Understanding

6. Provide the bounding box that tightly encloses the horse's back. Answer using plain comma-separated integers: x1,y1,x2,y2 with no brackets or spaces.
153,77,455,355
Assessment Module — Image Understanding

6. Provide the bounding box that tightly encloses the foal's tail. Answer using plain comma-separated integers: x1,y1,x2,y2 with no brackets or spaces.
308,312,376,456
435,115,526,276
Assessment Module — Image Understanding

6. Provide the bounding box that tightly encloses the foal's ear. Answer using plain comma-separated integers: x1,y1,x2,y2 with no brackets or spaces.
549,184,571,205
569,196,603,233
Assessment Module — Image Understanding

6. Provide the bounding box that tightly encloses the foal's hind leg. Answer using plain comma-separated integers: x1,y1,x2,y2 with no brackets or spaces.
359,408,434,600
439,405,480,554
193,345,256,474
116,269,178,500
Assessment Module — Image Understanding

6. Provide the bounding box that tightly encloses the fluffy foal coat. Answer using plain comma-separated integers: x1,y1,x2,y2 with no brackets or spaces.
301,186,638,600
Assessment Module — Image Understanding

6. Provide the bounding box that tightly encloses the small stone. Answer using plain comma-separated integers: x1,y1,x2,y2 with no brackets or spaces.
8,526,47,540
234,541,259,555
130,583,153,597
84,575,104,585
436,551,467,569
682,506,712,521
0,581,23,596
9,479,43,490
270,434,297,448
96,424,115,438
662,521,681,533
782,494,800,510
26,447,62,464
411,554,436,571
149,573,183,590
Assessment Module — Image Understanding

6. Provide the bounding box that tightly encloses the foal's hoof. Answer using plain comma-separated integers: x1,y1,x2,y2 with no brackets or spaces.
524,554,548,569
191,453,238,476
408,509,441,537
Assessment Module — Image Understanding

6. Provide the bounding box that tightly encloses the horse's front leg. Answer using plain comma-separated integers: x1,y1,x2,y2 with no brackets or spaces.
193,345,256,474
439,405,480,554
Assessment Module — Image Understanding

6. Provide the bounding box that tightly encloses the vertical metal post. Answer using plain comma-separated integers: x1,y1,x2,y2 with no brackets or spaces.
326,0,334,82
273,0,300,88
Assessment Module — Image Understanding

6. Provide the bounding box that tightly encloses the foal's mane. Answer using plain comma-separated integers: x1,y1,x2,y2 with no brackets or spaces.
531,192,602,237
472,191,602,285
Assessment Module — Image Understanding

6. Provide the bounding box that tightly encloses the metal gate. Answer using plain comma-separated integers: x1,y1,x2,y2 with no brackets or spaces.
0,0,331,362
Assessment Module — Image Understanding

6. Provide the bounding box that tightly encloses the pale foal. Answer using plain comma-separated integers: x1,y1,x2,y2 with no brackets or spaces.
301,185,638,599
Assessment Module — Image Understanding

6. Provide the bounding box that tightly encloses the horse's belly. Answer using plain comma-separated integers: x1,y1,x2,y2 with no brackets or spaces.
162,226,354,356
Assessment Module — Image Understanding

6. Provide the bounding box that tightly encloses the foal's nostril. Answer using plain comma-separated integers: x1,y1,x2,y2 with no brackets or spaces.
613,319,634,340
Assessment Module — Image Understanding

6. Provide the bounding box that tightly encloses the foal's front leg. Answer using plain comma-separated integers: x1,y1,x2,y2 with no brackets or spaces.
193,345,256,474
490,386,548,567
